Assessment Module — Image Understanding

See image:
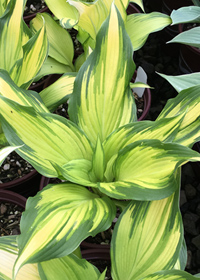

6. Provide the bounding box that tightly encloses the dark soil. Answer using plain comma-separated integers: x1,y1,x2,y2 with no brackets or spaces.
1,1,200,276
0,152,34,184
0,202,23,236
24,0,46,16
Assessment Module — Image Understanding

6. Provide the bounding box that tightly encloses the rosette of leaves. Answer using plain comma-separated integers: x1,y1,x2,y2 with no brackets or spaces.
44,0,172,65
1,4,200,279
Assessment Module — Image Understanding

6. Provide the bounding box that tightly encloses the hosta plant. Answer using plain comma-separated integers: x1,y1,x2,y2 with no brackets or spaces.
44,0,172,62
1,3,200,280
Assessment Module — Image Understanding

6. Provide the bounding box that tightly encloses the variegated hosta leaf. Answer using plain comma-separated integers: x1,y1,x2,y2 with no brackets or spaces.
170,6,200,25
90,137,106,182
68,0,127,46
0,235,40,280
68,4,136,146
0,0,6,16
0,96,93,178
14,183,116,277
130,0,144,11
0,69,49,113
0,145,22,166
0,0,23,72
111,188,183,280
103,114,185,164
38,253,101,280
0,235,102,280
39,72,76,112
158,72,200,93
168,26,200,48
157,85,200,147
30,13,75,71
22,20,32,46
174,118,200,148
34,57,73,82
10,23,48,89
44,0,79,29
0,126,8,147
126,12,171,51
141,270,200,279
57,158,96,187
173,238,187,270
0,0,11,16
99,140,200,200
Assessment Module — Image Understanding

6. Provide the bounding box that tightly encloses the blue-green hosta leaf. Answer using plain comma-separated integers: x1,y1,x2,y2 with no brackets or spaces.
0,69,48,113
0,145,22,166
39,72,76,112
168,26,200,48
158,72,200,93
157,85,200,147
126,12,171,51
44,0,79,29
0,0,23,72
170,6,200,25
0,235,40,280
103,114,185,164
10,23,48,89
141,270,200,279
111,188,183,280
14,183,116,277
30,13,75,71
34,57,73,82
99,140,200,200
0,96,93,178
68,4,136,146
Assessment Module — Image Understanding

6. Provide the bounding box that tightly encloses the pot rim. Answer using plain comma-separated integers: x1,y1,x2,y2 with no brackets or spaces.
0,169,38,190
0,189,26,208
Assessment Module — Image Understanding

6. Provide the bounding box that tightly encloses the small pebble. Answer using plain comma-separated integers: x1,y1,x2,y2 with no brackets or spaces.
180,190,187,206
3,164,10,170
0,204,7,215
185,184,197,200
30,4,36,11
16,161,21,167
186,250,192,269
192,235,200,250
